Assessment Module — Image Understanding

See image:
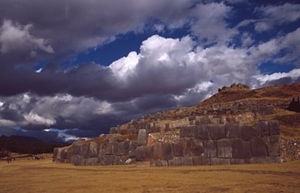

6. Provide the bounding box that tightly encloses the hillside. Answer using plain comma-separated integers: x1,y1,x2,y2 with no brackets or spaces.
130,83,300,139
53,83,300,166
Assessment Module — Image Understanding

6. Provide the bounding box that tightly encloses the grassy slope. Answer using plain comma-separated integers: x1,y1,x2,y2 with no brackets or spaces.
199,83,300,140
1,158,300,193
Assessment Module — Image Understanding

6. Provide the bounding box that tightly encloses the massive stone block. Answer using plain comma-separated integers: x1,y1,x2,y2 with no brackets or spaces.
106,139,118,155
162,143,173,161
103,155,115,165
172,141,185,157
242,125,255,142
253,121,270,137
86,157,99,166
249,156,281,164
194,125,210,140
138,129,148,146
185,138,204,157
217,139,232,158
169,157,183,166
182,157,193,165
250,137,269,157
117,141,130,156
267,135,280,157
71,155,85,166
192,156,209,165
74,143,89,158
225,123,242,139
210,158,230,165
268,120,280,135
230,159,245,165
135,146,153,161
150,160,168,167
129,141,138,158
204,140,217,158
180,126,194,138
88,142,98,157
232,138,252,159
153,142,164,160
207,124,225,140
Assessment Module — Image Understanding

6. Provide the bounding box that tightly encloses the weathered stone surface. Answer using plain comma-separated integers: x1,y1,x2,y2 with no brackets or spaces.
103,155,115,165
162,143,173,160
204,140,217,158
114,156,123,165
253,121,269,137
98,146,106,158
217,139,232,158
71,155,85,166
207,124,225,140
78,143,90,158
129,141,138,158
153,142,163,160
138,129,148,146
194,125,210,140
250,137,269,157
169,157,183,166
180,126,194,138
106,139,118,155
185,138,204,157
172,141,185,157
150,160,168,167
249,156,281,164
268,120,280,135
53,119,284,167
117,141,130,156
225,123,241,139
61,148,68,159
182,157,193,165
232,138,252,159
267,135,280,157
136,161,150,167
135,146,153,161
210,158,230,165
242,125,255,142
192,156,209,165
230,159,245,165
86,157,98,166
125,158,134,164
88,142,98,157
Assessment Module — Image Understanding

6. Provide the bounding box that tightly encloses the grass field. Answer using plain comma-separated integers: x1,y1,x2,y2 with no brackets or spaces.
1,159,300,193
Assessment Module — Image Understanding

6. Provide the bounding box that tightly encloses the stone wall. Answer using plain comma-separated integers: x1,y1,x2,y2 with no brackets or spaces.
53,120,283,166
135,120,282,167
53,134,138,166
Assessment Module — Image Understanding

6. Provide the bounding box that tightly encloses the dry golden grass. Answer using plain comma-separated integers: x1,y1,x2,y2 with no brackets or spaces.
1,159,300,193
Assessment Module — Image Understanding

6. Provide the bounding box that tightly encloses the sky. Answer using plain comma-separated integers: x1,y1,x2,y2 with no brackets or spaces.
0,0,300,142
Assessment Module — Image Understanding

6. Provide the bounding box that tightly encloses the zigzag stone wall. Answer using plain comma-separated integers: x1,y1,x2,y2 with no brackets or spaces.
135,120,281,167
53,135,138,166
53,120,282,166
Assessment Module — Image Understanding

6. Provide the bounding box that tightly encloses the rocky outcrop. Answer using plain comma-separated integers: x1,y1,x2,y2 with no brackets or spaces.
218,83,250,92
287,96,300,113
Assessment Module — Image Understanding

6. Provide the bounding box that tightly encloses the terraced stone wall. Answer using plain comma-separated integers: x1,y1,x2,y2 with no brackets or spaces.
136,120,281,167
53,135,138,166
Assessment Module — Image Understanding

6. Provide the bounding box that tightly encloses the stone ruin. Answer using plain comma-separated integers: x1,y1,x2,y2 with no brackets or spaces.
53,114,282,166
53,85,300,166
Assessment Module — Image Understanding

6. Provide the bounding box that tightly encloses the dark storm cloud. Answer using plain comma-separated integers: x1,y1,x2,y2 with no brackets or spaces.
1,0,300,141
